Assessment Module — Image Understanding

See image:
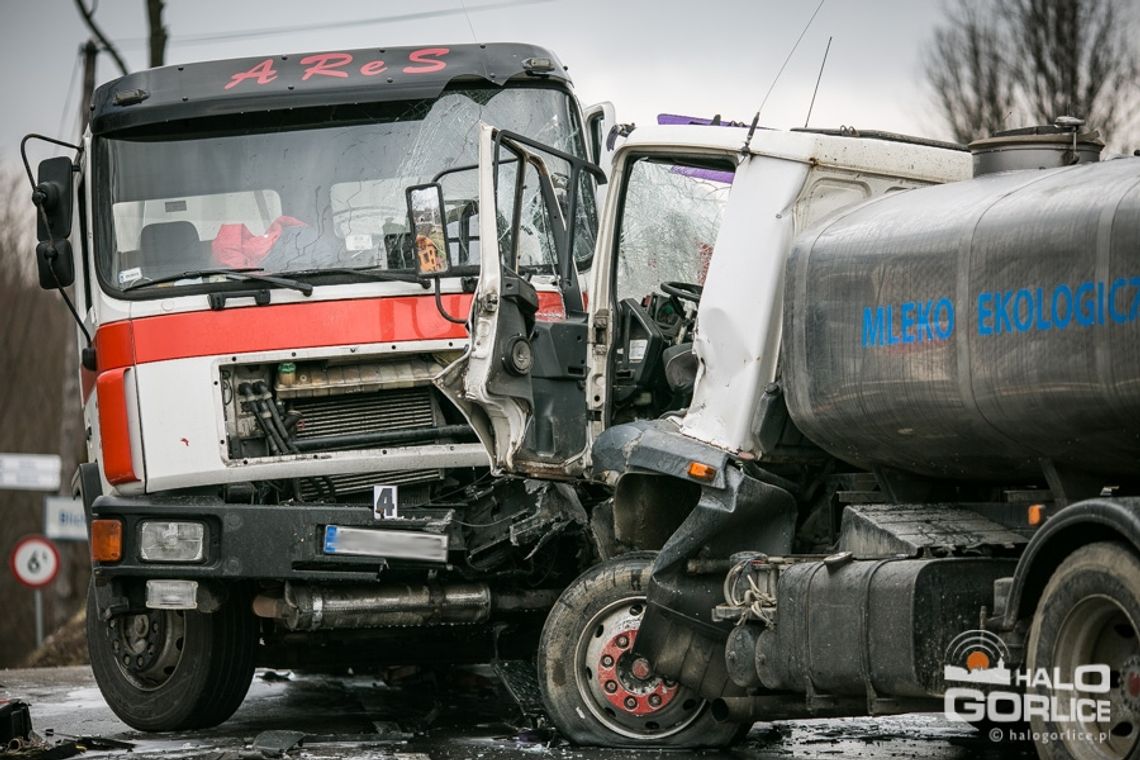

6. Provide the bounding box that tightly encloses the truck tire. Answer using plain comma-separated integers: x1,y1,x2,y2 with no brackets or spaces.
86,582,256,731
1027,542,1140,760
537,553,746,747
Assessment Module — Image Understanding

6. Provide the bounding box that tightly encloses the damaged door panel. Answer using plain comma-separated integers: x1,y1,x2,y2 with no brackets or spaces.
435,125,604,479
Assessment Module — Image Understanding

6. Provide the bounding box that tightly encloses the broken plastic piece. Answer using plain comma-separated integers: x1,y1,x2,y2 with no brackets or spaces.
251,729,305,757
0,700,33,747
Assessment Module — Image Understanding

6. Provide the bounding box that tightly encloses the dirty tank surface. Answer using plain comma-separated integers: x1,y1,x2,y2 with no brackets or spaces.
0,666,1035,759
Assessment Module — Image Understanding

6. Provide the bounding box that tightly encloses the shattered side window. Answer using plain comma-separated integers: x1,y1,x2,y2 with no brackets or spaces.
614,156,734,303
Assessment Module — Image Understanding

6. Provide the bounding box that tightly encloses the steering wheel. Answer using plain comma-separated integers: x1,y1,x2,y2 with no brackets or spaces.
660,280,704,304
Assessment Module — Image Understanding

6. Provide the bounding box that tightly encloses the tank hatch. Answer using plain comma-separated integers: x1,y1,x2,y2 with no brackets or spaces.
968,117,1104,176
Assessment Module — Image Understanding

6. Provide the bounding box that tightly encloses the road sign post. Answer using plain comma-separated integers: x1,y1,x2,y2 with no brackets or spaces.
0,454,62,492
9,535,61,648
44,496,87,541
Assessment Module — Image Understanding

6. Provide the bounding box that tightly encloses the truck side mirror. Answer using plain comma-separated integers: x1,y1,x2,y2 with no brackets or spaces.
405,183,450,278
36,240,74,290
33,156,76,289
35,156,75,242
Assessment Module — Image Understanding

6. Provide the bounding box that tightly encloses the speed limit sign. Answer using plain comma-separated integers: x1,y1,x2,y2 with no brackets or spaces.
9,535,60,589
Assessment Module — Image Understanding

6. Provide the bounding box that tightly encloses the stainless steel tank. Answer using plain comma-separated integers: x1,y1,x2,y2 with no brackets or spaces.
782,157,1140,480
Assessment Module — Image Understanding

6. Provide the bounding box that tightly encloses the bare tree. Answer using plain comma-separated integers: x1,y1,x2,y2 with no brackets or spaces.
0,171,78,668
1003,0,1138,142
926,0,1139,147
924,1,1018,144
72,0,128,76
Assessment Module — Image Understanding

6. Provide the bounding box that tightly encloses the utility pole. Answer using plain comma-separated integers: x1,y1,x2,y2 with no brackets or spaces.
146,0,167,68
46,38,101,632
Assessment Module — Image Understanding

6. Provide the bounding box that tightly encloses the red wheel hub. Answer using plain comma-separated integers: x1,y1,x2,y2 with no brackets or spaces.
595,627,678,716
1122,655,1140,715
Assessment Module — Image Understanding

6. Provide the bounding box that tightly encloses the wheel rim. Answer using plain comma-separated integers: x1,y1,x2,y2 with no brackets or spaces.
574,594,706,740
103,609,186,690
1052,595,1140,759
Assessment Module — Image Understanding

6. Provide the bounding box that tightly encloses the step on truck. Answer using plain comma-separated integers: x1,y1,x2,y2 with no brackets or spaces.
24,42,621,731
456,119,1140,758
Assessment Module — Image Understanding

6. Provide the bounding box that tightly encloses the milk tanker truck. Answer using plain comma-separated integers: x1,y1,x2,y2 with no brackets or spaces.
450,122,1140,759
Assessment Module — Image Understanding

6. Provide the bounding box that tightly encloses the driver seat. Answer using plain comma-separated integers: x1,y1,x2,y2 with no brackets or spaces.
662,343,698,394
140,221,206,279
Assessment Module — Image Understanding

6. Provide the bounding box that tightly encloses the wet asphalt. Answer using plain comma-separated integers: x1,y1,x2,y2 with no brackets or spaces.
0,666,1038,759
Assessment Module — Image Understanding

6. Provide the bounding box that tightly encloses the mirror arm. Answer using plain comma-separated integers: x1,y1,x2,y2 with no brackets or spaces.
432,278,468,325
19,133,83,189
40,241,92,347
20,134,92,350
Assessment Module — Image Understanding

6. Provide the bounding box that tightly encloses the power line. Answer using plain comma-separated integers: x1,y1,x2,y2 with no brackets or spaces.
115,0,553,49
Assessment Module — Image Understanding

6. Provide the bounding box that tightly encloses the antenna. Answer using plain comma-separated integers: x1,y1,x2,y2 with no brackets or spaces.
804,35,833,128
743,0,827,154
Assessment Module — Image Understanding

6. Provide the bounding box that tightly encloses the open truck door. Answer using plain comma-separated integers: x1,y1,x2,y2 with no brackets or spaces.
584,101,616,212
433,124,605,477
583,101,616,174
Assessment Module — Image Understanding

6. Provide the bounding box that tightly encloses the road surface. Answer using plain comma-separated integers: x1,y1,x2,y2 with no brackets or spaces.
0,666,1036,759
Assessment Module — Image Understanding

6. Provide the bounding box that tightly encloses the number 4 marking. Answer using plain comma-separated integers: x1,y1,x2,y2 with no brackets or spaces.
373,485,399,519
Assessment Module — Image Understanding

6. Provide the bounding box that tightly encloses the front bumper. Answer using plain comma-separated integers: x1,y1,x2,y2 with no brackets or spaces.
88,494,452,583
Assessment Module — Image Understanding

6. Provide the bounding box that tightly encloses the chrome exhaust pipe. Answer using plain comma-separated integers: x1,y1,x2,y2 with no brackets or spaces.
253,582,492,631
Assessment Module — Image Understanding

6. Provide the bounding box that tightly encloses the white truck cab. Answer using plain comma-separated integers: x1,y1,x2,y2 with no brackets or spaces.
426,121,971,748
450,123,971,479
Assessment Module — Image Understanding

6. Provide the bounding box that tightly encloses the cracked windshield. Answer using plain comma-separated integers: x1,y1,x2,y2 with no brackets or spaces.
615,156,734,303
97,86,594,293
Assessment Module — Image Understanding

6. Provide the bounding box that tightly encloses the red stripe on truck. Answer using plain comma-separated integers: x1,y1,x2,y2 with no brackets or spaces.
86,291,565,380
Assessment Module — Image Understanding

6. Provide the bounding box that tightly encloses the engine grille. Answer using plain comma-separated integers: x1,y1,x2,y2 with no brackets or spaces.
290,387,443,498
291,387,437,442
299,471,438,501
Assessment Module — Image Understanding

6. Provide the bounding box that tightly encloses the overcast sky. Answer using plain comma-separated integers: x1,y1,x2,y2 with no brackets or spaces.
1,0,949,165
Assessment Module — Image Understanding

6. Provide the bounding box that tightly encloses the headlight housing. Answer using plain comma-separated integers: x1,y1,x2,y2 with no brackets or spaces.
138,521,205,563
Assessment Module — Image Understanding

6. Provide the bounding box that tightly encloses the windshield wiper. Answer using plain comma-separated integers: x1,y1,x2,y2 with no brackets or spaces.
276,266,428,287
122,267,313,295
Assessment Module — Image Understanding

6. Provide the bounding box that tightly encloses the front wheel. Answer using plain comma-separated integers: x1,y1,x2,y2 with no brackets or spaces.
1027,542,1140,760
86,581,256,731
537,554,745,747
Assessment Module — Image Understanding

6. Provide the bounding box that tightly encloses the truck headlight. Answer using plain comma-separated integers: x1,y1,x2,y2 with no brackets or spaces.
139,521,205,562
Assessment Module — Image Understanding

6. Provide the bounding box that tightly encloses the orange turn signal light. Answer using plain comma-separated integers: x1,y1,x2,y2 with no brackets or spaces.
1027,504,1046,527
91,519,123,563
687,461,717,482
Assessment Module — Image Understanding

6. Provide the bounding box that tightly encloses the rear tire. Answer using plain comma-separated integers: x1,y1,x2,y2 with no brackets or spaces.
86,582,256,731
537,554,745,748
1027,542,1140,760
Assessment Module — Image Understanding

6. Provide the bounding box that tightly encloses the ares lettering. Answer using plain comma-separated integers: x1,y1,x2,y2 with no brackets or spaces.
225,47,450,91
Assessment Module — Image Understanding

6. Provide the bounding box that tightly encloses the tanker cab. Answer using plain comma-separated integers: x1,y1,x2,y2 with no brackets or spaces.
440,127,741,477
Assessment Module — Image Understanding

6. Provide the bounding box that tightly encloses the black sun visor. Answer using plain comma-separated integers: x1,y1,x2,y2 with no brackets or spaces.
90,42,570,135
